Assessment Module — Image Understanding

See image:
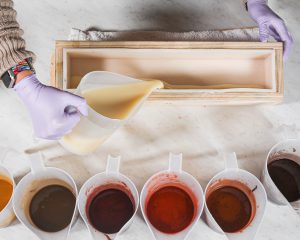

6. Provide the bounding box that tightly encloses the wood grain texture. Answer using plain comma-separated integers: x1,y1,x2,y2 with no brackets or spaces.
52,41,283,104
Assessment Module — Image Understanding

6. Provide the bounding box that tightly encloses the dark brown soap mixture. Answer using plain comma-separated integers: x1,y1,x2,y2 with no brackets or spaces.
146,186,195,234
29,185,76,232
87,189,134,234
268,158,300,202
206,186,252,233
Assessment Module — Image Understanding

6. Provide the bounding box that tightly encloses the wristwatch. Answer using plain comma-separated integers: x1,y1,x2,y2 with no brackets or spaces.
1,58,35,88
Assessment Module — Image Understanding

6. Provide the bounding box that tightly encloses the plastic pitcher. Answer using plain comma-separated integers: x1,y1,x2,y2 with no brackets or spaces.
262,138,300,215
261,124,300,216
204,152,267,240
78,155,139,240
0,147,16,228
13,152,78,240
140,153,204,240
60,71,163,155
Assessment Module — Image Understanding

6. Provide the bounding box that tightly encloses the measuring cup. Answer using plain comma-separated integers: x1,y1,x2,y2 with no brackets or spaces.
262,138,300,215
140,153,204,240
261,124,300,215
204,152,267,240
60,71,163,155
0,147,16,228
13,152,78,240
78,155,139,240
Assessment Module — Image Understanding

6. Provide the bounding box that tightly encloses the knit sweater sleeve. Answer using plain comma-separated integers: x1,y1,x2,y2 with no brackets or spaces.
0,0,35,77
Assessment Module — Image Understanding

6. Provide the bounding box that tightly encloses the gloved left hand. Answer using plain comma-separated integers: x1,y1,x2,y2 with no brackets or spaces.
247,0,293,61
14,74,88,140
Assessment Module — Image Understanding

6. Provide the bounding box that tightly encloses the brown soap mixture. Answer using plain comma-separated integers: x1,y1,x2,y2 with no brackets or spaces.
268,158,300,202
206,186,253,233
29,184,76,232
0,178,13,211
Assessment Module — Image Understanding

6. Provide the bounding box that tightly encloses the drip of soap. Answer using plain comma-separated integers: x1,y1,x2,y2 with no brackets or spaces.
83,80,163,119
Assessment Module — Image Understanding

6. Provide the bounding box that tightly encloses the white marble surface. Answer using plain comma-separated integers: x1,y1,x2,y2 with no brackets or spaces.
0,0,300,239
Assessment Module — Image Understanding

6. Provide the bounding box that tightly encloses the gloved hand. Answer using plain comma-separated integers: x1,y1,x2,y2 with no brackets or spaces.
247,0,293,61
14,74,88,140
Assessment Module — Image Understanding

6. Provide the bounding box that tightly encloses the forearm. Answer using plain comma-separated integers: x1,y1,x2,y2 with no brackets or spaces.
247,0,268,4
243,0,268,11
0,0,35,77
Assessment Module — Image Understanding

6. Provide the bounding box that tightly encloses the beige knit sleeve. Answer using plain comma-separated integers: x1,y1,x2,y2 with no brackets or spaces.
0,0,35,77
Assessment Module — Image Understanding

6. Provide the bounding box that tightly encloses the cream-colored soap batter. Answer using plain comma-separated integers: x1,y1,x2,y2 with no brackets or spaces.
83,80,163,119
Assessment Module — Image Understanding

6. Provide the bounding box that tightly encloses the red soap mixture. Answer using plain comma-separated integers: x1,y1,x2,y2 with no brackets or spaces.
146,185,196,234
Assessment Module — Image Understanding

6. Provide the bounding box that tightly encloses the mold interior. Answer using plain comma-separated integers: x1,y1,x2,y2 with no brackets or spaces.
63,48,275,91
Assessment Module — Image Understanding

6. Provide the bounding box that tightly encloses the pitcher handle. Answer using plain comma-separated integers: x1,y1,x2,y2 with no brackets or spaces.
29,152,46,174
106,155,121,175
224,152,239,169
168,153,182,173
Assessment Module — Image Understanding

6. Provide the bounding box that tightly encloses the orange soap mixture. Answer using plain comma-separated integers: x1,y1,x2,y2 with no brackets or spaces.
0,178,13,211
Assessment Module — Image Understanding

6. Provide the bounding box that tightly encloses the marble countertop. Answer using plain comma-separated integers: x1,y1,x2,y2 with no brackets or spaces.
0,0,299,239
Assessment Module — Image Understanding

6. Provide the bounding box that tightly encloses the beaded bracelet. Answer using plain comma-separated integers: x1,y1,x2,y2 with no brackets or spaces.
11,58,35,76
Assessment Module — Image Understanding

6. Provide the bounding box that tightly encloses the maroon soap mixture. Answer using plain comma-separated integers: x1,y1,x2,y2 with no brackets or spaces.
87,188,134,234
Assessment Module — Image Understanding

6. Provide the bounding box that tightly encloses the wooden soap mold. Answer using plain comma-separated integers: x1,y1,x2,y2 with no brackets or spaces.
51,41,283,104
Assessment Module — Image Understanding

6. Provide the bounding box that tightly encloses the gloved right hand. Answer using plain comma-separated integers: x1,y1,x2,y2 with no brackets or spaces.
247,0,293,61
14,74,88,140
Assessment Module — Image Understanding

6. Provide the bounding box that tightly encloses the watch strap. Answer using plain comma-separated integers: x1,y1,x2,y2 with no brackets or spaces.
1,58,35,88
11,58,32,76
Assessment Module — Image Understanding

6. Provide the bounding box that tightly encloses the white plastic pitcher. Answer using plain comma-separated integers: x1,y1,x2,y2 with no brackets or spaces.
261,124,300,215
60,71,162,155
140,153,205,240
0,147,16,228
13,152,78,240
78,155,139,240
204,152,267,240
262,138,300,214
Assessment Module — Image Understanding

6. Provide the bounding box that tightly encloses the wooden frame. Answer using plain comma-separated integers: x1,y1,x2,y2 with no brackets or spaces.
52,41,283,104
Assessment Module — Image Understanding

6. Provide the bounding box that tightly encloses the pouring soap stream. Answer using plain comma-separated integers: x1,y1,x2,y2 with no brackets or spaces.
139,78,263,90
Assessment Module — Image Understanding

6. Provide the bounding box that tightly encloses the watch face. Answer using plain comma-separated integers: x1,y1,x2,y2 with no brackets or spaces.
1,71,15,88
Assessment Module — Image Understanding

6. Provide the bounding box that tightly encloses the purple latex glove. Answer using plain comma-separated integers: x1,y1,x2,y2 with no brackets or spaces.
14,74,88,140
247,0,293,61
